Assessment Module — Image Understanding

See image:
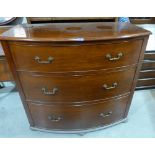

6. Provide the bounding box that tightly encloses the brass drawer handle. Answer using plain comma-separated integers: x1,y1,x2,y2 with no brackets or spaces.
100,111,112,118
34,56,54,64
48,115,62,122
42,87,58,95
106,52,123,61
102,82,118,90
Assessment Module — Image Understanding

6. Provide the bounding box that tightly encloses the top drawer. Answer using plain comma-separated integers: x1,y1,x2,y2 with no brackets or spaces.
9,40,142,73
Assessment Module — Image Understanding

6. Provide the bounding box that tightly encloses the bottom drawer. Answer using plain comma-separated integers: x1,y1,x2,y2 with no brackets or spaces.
28,95,129,131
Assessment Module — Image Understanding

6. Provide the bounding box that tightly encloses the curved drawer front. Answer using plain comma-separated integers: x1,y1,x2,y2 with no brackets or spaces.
28,95,129,130
9,40,142,72
19,68,135,103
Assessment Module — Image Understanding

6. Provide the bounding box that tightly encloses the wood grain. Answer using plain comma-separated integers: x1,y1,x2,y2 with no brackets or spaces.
28,95,129,130
142,61,155,70
137,78,155,87
18,67,135,104
0,23,150,132
0,22,151,42
9,40,142,72
139,70,155,79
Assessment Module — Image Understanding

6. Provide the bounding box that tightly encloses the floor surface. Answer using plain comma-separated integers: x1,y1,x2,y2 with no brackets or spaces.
0,85,155,138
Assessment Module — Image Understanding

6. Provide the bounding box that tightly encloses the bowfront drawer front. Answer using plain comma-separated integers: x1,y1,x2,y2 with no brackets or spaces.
28,95,129,130
19,68,135,103
9,40,142,72
137,79,155,87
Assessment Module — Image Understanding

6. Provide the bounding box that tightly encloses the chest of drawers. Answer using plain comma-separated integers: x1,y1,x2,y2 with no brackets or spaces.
0,22,150,133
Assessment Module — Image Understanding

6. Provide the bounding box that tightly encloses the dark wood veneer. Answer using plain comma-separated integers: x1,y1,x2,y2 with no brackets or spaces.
9,40,142,72
28,95,129,130
19,67,135,104
0,22,150,132
139,70,155,79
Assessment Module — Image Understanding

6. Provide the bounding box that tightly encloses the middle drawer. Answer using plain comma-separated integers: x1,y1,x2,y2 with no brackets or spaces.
19,67,135,104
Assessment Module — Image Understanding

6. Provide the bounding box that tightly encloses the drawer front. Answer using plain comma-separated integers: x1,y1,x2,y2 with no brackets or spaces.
0,57,12,81
139,70,155,79
141,61,155,70
19,68,135,103
9,40,142,72
137,79,155,87
28,95,129,130
144,52,155,60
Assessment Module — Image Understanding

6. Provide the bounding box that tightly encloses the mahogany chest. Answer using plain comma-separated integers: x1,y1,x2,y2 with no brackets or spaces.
0,22,150,133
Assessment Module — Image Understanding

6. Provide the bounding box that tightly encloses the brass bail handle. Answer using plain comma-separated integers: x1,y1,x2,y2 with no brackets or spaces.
106,52,123,61
35,56,54,64
100,111,112,118
102,82,118,90
48,115,62,122
42,87,58,95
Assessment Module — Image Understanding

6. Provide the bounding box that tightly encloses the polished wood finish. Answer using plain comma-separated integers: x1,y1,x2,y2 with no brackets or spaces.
28,95,129,130
139,70,155,79
137,78,155,87
0,23,150,132
141,61,155,70
0,26,13,34
19,67,135,103
9,40,142,72
0,23,150,42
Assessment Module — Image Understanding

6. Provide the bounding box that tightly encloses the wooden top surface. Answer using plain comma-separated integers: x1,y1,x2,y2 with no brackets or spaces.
0,22,151,42
137,24,155,51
